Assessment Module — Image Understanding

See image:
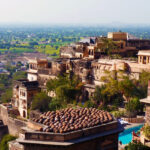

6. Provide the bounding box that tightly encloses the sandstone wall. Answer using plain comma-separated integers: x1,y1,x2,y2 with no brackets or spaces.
9,141,24,150
122,117,145,123
0,105,27,136
25,121,118,142
21,133,118,150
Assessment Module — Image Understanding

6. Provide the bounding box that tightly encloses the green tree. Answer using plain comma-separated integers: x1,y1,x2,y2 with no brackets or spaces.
29,41,38,47
100,70,143,101
0,134,16,150
47,74,83,105
12,71,27,80
32,92,51,112
92,85,108,106
0,83,5,91
1,88,12,103
139,71,150,87
125,98,143,117
143,125,150,139
48,98,62,111
100,38,118,57
118,76,139,101
138,71,150,97
5,65,16,76
125,141,150,150
0,74,10,86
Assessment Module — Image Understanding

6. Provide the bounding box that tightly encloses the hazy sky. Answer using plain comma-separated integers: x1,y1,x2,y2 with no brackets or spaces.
0,0,149,25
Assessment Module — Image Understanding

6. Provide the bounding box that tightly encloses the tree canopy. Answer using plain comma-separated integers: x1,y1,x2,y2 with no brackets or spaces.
32,92,51,112
92,70,148,112
46,74,84,110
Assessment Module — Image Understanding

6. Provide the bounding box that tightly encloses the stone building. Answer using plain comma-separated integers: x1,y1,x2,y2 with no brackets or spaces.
60,46,75,58
11,34,150,115
12,79,40,118
27,58,49,81
27,58,66,86
9,108,123,150
12,49,150,107
12,58,69,119
60,31,150,60
24,51,150,100
107,32,128,41
138,50,150,64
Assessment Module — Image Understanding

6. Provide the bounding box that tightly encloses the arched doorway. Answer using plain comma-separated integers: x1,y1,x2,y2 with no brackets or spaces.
23,110,26,118
85,90,89,100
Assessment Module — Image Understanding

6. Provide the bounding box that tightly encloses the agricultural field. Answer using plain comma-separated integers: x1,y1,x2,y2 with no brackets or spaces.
0,26,150,57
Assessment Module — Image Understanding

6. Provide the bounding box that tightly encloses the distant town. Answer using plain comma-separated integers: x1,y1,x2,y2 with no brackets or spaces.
1,29,150,150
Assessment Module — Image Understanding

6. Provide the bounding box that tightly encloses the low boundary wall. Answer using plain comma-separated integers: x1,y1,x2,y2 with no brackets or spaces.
0,104,27,136
122,117,145,123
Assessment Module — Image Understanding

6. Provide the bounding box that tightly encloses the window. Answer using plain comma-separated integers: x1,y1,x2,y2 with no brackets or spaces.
121,43,123,49
20,90,26,97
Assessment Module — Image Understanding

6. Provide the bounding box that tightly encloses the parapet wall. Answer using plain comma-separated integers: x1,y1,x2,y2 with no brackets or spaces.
0,105,27,136
122,117,145,123
25,120,118,142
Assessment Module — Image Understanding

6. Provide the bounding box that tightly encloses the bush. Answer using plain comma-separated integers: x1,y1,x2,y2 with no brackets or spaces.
143,125,150,139
83,100,96,108
48,98,62,111
111,110,125,118
0,134,16,150
125,141,150,150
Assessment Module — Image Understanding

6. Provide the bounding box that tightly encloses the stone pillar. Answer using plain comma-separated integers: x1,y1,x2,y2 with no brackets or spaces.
146,56,148,64
146,56,149,64
142,56,144,64
138,56,141,64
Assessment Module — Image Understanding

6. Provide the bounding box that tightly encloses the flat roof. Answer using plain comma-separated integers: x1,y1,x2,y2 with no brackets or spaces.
140,98,150,104
138,50,150,56
17,124,123,146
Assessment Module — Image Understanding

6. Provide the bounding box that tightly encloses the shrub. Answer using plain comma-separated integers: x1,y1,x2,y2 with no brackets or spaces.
48,98,62,111
83,100,96,108
111,110,125,118
143,125,150,139
125,141,150,150
0,134,16,150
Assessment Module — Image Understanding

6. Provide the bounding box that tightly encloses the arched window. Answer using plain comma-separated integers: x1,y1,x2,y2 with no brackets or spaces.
89,50,91,55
